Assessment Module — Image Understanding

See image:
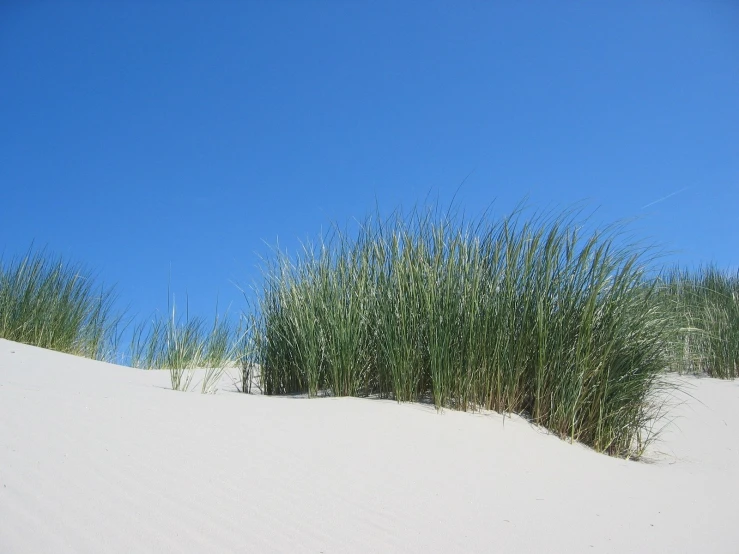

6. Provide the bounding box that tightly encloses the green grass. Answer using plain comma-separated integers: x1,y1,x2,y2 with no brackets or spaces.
252,204,673,458
0,247,120,360
659,266,739,378
6,203,737,456
130,296,245,393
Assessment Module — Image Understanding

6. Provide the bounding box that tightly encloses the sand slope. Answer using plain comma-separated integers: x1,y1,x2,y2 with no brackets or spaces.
1,338,737,553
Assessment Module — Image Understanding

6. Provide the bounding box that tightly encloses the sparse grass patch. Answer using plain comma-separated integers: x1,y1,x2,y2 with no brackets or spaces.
252,204,673,458
130,297,245,393
0,247,120,360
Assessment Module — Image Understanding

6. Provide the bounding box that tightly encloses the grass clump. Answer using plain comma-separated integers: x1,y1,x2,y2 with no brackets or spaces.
252,204,672,458
659,266,739,378
130,297,245,393
0,247,119,360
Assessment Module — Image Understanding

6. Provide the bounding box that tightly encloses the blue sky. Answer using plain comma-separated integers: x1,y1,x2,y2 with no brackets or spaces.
1,0,737,323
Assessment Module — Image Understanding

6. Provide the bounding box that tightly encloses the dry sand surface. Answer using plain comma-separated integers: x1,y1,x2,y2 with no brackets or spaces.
1,338,738,553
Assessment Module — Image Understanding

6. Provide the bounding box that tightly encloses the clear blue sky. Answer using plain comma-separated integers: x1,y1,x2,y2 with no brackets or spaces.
1,1,737,323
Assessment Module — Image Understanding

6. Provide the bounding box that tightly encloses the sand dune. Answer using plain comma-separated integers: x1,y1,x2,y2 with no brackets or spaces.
1,338,737,553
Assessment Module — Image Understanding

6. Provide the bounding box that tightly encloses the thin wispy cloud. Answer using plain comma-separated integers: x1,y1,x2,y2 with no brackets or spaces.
641,186,690,210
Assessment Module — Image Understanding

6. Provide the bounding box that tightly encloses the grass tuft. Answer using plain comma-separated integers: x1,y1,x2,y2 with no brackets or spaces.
252,204,673,458
659,265,739,378
0,247,120,360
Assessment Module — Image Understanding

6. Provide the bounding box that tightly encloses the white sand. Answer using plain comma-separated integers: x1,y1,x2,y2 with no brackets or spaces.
1,338,737,553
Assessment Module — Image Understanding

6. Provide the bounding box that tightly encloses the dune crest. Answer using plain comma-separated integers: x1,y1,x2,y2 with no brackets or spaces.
1,339,737,553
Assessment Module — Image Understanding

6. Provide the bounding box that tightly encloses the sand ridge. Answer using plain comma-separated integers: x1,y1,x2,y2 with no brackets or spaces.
1,338,737,553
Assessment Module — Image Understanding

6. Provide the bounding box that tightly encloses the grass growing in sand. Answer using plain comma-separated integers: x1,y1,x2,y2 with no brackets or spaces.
4,203,738,455
0,247,245,394
660,266,739,379
252,204,672,457
130,296,245,393
0,247,120,360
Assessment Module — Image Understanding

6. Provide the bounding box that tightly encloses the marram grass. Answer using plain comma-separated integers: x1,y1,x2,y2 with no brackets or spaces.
0,247,120,360
659,266,739,379
252,205,673,458
130,298,246,393
8,207,737,453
